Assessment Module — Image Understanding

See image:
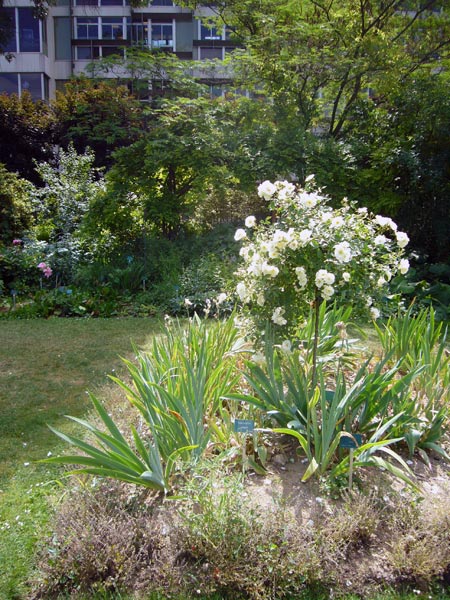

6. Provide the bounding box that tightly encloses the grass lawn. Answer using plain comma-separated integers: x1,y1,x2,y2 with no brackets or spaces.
0,317,160,599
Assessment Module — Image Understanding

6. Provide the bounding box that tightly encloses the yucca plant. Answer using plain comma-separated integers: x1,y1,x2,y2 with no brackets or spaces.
44,315,246,491
43,394,171,491
374,306,450,461
112,314,246,463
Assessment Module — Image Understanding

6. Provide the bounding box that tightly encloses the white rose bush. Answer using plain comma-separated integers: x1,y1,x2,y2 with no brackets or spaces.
234,177,410,344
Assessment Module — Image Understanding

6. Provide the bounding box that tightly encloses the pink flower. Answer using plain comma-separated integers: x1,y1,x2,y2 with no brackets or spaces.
37,262,52,277
13,239,22,245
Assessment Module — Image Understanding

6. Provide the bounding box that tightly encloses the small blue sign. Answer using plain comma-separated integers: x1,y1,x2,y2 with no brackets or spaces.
234,419,255,433
339,433,362,449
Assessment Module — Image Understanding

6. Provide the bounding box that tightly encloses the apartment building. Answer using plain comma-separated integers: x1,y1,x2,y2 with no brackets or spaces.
0,0,237,100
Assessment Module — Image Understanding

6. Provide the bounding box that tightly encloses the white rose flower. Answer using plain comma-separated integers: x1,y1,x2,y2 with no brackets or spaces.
399,258,410,274
272,307,287,326
277,181,296,200
273,229,290,248
262,261,279,278
370,307,381,320
330,216,345,228
245,215,257,228
236,282,249,302
374,235,388,246
258,180,277,200
377,276,386,287
239,246,250,260
295,266,308,288
315,269,335,288
257,292,265,306
216,292,227,305
299,229,312,245
184,298,193,307
374,215,389,227
234,228,247,241
334,241,352,263
321,285,335,300
396,231,410,248
342,272,351,282
298,192,319,209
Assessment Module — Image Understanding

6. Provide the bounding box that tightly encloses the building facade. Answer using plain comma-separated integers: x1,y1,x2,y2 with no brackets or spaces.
0,0,237,100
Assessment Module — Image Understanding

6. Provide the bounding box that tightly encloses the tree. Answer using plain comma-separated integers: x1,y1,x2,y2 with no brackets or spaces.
0,91,55,183
184,0,450,138
346,72,450,262
53,77,146,169
96,96,271,239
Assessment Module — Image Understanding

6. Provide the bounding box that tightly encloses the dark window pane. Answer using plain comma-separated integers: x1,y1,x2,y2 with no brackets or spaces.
0,8,17,52
200,47,222,60
18,8,40,52
101,0,123,5
151,0,173,5
20,73,42,100
54,17,71,60
151,23,173,48
102,45,124,57
201,23,221,40
76,18,99,39
102,17,123,39
0,73,18,95
76,45,100,59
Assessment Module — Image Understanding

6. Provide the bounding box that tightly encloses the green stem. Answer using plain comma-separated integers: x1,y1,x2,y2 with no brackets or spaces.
311,292,321,389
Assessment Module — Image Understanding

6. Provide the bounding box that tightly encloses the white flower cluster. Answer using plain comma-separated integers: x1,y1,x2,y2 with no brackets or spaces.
234,179,411,337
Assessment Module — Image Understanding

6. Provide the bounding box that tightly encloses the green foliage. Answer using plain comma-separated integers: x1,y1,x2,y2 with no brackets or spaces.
46,316,245,491
0,164,34,244
0,90,55,183
33,144,104,242
347,73,450,262
229,304,449,488
53,77,145,169
374,306,450,462
208,0,449,137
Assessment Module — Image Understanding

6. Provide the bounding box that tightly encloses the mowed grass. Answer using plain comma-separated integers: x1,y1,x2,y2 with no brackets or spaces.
0,317,160,599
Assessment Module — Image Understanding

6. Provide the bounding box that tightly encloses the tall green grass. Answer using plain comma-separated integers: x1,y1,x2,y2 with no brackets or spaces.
0,317,159,599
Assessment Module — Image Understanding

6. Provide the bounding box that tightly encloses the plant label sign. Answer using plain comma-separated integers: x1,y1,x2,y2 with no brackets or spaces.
339,434,362,449
234,419,255,434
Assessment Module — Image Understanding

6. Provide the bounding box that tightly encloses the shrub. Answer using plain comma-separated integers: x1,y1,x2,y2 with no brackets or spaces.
233,177,410,345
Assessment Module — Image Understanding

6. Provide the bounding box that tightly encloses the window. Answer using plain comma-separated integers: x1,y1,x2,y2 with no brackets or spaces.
18,8,40,52
76,18,99,40
200,23,222,40
151,0,173,5
54,17,71,60
199,47,223,60
21,73,44,100
0,73,46,99
102,46,124,57
0,8,17,52
0,73,19,95
128,21,148,45
102,17,124,39
75,45,100,59
101,0,125,5
151,23,173,48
